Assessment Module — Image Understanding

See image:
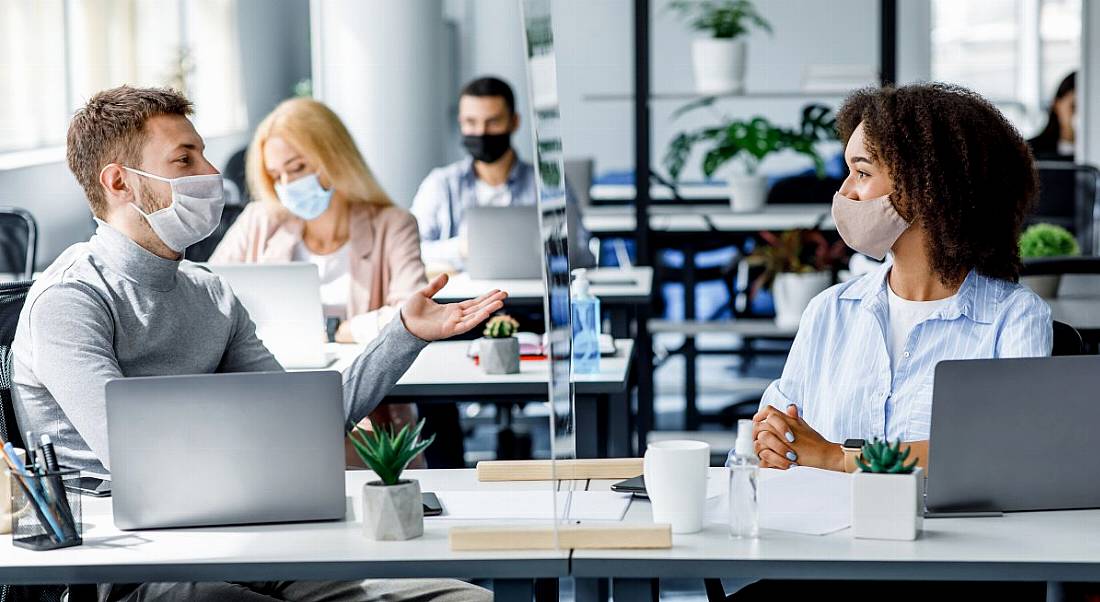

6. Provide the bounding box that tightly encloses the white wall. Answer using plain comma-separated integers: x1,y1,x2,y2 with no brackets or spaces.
0,0,310,269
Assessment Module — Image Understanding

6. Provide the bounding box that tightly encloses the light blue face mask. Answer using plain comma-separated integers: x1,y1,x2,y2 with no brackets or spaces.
275,173,333,220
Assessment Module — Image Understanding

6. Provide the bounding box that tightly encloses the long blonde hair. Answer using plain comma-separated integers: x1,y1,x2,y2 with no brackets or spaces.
247,97,394,208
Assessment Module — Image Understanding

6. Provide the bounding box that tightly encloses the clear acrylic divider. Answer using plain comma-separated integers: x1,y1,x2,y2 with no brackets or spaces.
519,0,576,549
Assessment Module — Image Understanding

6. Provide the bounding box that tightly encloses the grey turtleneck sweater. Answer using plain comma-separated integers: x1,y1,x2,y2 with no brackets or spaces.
11,222,427,478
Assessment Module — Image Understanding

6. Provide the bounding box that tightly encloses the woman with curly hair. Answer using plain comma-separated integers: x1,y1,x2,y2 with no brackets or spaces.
750,83,1052,474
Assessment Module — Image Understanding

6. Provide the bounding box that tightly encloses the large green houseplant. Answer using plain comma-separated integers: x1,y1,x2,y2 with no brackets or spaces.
664,103,836,212
746,227,846,330
669,0,772,94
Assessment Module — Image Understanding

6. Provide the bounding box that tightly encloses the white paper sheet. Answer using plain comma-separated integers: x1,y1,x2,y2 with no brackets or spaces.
430,490,633,521
706,467,852,535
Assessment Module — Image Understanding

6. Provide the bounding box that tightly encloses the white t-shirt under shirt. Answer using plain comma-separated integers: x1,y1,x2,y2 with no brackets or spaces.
886,282,955,370
292,240,351,321
474,179,512,207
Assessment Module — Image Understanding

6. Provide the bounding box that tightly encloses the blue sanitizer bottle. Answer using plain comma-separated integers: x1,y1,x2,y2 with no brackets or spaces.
572,269,601,374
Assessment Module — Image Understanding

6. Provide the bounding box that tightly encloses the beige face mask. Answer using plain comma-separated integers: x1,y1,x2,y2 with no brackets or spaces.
831,191,909,261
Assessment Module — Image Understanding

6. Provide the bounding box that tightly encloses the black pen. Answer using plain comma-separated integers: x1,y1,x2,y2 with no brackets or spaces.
38,435,79,541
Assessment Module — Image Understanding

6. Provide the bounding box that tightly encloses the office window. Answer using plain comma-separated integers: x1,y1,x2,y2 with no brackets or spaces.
931,0,1080,135
0,0,245,155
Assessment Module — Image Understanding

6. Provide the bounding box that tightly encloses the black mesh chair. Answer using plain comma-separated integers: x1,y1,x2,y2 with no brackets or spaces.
184,203,248,263
1031,162,1100,255
0,208,37,280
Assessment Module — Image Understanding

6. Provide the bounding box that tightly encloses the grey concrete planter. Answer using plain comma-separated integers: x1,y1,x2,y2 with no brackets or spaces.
362,479,424,541
480,337,520,374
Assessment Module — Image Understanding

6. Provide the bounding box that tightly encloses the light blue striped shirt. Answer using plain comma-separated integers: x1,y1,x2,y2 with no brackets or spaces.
759,260,1052,443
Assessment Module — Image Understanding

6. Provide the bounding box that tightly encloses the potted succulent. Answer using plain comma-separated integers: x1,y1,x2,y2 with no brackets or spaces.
350,419,436,541
1019,223,1081,298
479,315,521,375
747,227,846,330
665,104,836,212
851,439,923,541
668,0,772,95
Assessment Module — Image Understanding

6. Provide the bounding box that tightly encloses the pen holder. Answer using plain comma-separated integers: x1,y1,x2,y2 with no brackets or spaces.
8,467,82,551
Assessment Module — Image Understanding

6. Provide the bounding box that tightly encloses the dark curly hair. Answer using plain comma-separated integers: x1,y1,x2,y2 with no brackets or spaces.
836,83,1037,284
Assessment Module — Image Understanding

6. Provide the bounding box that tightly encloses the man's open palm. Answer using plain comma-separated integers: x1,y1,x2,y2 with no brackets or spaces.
401,274,508,341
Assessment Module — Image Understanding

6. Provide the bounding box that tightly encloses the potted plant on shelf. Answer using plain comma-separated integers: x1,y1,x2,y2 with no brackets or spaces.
479,314,521,375
851,438,923,541
350,419,436,541
669,0,772,95
747,226,846,330
664,103,836,212
1019,223,1081,299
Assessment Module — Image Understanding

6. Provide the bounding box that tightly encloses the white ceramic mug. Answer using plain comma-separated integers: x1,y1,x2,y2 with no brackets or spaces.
643,440,709,534
1,448,27,535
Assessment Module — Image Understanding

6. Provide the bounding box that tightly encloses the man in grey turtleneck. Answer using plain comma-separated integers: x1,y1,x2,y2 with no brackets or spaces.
12,87,500,601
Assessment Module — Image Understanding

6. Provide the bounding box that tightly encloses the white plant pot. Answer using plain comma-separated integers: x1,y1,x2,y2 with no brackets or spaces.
1020,274,1060,299
851,468,924,541
479,336,520,374
728,174,767,213
772,271,831,330
362,479,424,541
691,38,747,95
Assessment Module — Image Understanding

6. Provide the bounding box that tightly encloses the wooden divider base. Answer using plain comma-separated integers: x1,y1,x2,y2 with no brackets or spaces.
475,459,644,481
450,524,671,551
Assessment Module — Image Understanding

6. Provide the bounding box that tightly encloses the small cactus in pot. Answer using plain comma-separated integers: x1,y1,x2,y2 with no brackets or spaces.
851,437,924,541
479,314,521,374
856,438,917,474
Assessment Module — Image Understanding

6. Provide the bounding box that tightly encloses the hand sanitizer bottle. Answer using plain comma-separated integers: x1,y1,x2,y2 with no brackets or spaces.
727,419,759,538
571,269,601,374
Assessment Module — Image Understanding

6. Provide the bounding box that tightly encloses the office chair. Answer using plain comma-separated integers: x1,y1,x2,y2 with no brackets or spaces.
1031,162,1100,255
184,202,248,262
0,208,37,280
1052,320,1085,356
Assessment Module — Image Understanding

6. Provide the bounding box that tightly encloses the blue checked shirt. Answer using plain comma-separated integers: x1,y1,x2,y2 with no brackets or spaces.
758,259,1052,444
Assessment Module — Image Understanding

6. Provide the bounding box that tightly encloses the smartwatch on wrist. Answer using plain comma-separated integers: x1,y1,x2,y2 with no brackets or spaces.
841,438,866,473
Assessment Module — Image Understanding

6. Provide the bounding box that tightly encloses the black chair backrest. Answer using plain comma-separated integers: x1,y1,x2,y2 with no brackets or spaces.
1052,320,1085,356
1021,256,1100,277
766,174,843,205
1032,162,1100,255
184,203,248,263
0,280,32,448
0,208,37,280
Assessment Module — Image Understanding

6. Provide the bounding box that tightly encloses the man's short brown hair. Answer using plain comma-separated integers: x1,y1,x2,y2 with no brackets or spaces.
66,86,193,218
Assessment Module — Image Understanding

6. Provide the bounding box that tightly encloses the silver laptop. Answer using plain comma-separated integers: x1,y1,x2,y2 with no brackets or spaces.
201,262,330,368
467,206,543,279
927,356,1100,514
106,371,346,530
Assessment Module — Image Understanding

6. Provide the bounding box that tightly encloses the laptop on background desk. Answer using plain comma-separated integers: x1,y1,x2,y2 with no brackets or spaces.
926,356,1100,515
106,371,346,530
200,262,332,369
466,206,543,279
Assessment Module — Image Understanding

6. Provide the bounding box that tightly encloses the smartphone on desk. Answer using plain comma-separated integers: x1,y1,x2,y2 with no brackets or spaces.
67,476,112,497
422,492,443,516
610,475,647,498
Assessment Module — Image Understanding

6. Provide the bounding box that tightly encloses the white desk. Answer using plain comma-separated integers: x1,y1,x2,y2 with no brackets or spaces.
582,204,835,235
433,267,653,307
0,470,567,599
575,468,1100,595
328,340,636,458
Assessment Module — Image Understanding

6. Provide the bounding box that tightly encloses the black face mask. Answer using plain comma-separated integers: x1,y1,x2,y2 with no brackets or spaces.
463,133,511,164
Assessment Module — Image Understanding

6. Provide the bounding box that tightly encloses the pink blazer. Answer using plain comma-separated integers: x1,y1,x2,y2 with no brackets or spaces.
210,201,428,321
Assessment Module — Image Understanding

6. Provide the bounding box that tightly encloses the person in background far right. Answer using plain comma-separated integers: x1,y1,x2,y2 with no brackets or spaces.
1028,71,1076,161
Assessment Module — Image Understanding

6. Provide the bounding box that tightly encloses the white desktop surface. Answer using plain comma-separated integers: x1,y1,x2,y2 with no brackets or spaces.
325,340,634,397
574,468,1100,580
433,267,653,304
0,470,569,583
582,204,835,234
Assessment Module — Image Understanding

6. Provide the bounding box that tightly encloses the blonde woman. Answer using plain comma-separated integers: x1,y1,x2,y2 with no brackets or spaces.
211,98,426,461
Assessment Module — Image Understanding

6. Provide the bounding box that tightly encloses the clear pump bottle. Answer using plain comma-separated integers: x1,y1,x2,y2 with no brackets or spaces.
727,419,759,538
571,269,601,374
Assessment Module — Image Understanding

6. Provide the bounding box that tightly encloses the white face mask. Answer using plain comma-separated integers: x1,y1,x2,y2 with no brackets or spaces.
831,191,909,261
125,167,225,253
